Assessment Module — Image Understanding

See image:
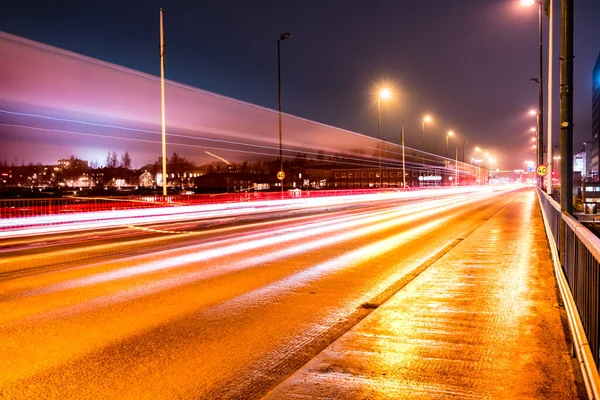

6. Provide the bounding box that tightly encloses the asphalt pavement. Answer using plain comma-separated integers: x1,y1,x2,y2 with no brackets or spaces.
265,188,580,399
0,186,578,399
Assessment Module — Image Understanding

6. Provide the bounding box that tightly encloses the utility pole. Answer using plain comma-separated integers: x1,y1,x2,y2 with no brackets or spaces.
401,123,406,189
159,8,167,196
277,32,291,197
547,0,554,194
559,0,573,263
538,0,545,189
455,148,458,186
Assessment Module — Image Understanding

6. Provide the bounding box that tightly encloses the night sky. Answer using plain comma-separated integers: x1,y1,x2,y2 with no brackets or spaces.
1,0,599,169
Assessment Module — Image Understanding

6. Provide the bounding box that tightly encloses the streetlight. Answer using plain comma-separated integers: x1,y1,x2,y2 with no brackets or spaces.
462,141,468,162
521,0,545,187
529,108,542,187
377,88,391,187
446,130,454,158
277,31,291,195
422,115,432,169
473,147,482,184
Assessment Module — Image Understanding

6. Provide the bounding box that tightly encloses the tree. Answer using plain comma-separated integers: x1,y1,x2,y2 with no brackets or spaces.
106,151,118,168
121,151,132,169
110,151,118,168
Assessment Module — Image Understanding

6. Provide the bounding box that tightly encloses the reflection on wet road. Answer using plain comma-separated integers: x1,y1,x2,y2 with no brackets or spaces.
0,187,574,399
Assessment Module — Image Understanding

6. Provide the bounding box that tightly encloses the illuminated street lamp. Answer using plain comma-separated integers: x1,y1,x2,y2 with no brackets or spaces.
422,115,432,168
529,108,543,187
277,31,292,195
377,88,391,187
446,130,454,158
462,140,468,162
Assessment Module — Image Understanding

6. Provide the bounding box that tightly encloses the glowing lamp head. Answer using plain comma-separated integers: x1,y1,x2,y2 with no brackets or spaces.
379,88,391,100
530,127,536,132
529,109,538,116
447,130,454,137
475,147,481,152
423,115,432,123
520,0,536,6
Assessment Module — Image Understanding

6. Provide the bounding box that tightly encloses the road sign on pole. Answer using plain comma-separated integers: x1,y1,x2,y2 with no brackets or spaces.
537,165,548,176
277,171,286,180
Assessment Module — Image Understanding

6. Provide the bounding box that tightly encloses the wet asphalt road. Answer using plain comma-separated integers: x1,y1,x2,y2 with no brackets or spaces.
0,187,529,399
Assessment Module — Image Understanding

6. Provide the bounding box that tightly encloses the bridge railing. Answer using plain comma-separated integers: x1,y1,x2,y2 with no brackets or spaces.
537,188,600,398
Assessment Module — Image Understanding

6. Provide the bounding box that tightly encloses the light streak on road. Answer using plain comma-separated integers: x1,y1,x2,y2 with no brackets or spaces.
0,187,510,325
0,186,500,237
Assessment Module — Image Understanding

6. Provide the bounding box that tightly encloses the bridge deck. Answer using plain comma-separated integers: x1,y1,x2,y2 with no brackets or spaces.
266,189,581,399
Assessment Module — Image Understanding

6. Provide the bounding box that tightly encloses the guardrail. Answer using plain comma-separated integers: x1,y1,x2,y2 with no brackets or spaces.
537,188,600,399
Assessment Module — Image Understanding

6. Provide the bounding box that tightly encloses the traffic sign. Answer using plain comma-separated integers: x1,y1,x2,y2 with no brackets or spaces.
536,165,548,176
277,170,286,180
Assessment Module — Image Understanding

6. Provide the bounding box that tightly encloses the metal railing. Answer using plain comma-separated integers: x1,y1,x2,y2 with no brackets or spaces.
537,188,600,399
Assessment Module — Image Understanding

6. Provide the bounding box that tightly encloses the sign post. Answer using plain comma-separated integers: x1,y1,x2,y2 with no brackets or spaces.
536,165,548,177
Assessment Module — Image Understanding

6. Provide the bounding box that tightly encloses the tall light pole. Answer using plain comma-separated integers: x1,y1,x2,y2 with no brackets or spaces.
277,32,291,195
474,147,482,185
446,130,454,158
377,88,391,188
462,140,468,162
522,0,545,189
529,108,542,187
159,8,167,196
546,0,554,195
422,115,431,170
401,122,406,188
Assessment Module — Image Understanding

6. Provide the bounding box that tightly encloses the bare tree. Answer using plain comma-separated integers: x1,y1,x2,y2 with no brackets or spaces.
121,151,132,169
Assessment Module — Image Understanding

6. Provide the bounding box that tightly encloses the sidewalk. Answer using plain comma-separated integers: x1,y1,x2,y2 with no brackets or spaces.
265,189,580,399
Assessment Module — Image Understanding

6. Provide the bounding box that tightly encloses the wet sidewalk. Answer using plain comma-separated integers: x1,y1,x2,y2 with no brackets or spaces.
265,189,580,399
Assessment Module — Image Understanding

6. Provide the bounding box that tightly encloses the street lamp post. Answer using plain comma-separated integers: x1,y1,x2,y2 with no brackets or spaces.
446,130,454,158
522,0,545,189
377,88,391,188
462,141,468,162
277,32,291,196
529,109,542,187
401,122,406,189
422,115,431,170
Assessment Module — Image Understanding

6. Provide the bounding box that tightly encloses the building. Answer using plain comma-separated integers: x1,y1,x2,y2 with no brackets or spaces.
58,158,89,170
591,52,600,179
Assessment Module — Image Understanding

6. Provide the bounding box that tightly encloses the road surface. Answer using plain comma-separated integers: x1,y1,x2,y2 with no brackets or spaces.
0,187,524,399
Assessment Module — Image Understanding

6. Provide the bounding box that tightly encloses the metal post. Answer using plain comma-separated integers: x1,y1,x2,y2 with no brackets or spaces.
401,123,406,189
559,0,573,263
377,97,382,188
159,8,167,196
547,0,554,194
421,121,425,169
446,133,449,158
462,141,467,163
277,39,283,196
277,32,291,196
538,1,545,190
455,148,458,186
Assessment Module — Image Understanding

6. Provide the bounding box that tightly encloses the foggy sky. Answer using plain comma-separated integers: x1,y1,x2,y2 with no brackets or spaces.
1,0,599,169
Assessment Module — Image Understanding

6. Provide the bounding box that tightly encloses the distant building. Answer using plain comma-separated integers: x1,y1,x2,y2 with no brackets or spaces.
591,52,600,179
194,172,274,193
574,151,586,175
58,158,88,170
